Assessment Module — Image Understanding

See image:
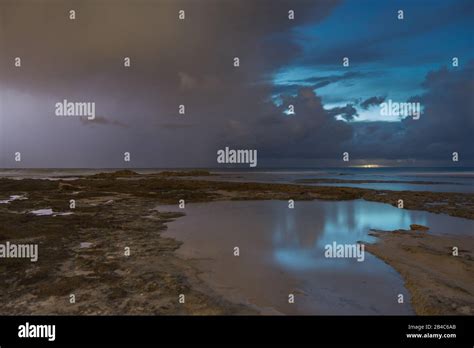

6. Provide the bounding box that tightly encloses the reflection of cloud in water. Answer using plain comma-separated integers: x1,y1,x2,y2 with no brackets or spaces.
270,199,439,271
274,248,351,271
161,200,470,314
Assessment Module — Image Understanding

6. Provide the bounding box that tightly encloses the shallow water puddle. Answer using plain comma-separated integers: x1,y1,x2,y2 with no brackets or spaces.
30,209,73,216
0,195,28,204
160,199,473,315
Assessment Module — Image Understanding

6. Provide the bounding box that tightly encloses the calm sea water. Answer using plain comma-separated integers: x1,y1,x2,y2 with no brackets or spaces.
161,199,473,315
1,167,473,192
209,167,474,193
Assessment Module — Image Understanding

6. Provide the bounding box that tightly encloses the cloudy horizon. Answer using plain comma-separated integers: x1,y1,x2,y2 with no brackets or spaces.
1,0,473,168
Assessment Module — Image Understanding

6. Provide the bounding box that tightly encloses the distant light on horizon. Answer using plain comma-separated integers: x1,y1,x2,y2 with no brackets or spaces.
355,164,384,169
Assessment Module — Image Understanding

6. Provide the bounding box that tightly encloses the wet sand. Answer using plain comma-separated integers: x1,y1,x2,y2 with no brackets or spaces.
0,170,473,314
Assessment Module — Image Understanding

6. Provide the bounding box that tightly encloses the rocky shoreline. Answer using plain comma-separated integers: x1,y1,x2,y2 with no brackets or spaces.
366,228,473,315
0,170,472,314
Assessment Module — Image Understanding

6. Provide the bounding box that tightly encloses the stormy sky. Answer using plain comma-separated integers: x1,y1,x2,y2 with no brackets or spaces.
1,0,473,168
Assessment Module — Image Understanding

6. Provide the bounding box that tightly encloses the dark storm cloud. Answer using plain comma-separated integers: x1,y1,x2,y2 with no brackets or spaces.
360,96,386,109
290,71,366,85
79,116,128,128
306,71,370,90
326,104,358,121
0,0,340,167
160,123,197,130
352,61,474,161
271,84,302,96
2,0,471,168
222,87,353,160
272,72,369,99
402,62,474,159
233,60,474,163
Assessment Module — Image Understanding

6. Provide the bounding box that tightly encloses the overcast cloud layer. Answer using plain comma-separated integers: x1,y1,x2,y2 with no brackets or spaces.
1,0,473,168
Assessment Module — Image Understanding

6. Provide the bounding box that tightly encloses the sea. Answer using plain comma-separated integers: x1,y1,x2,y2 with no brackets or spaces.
1,167,472,193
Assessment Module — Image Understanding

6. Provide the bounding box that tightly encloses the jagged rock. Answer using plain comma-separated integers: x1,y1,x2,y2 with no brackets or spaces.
410,224,429,231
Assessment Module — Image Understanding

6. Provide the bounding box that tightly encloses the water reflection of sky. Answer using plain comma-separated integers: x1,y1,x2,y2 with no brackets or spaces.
270,199,471,271
162,200,473,314
311,182,470,193
160,200,471,314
